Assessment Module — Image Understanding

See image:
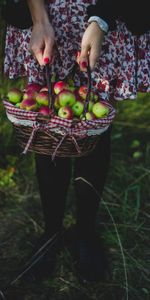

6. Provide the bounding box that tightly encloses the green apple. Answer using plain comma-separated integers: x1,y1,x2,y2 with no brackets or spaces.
58,106,73,119
92,102,109,118
85,112,96,120
130,140,141,149
7,88,22,104
15,102,21,108
132,151,143,159
72,101,84,117
78,86,94,101
58,90,76,107
54,81,68,94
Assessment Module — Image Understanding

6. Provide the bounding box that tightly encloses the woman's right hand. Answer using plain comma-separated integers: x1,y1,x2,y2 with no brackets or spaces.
30,21,55,66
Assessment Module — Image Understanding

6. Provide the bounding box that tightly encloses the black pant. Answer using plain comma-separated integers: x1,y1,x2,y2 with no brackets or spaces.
35,128,111,238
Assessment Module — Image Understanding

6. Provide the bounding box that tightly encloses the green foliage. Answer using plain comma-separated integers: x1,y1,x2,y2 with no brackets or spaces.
115,92,150,132
0,168,15,189
0,166,16,189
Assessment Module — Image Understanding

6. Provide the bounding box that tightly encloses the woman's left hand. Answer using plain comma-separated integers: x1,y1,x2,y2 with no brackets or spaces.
78,22,104,71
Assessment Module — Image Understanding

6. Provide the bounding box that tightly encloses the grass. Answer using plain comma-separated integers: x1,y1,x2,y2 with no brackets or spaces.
0,75,150,300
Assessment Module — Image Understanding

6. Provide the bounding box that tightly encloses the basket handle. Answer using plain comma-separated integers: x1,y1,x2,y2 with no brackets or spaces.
45,64,54,110
83,60,91,115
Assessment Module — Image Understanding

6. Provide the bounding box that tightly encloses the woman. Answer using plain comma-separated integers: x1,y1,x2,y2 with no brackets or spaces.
3,0,149,283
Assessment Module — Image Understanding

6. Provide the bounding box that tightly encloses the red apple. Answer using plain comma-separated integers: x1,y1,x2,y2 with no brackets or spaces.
26,83,42,93
23,90,38,101
72,100,84,117
36,91,49,106
54,81,68,94
78,86,87,100
7,88,22,104
58,90,76,107
20,98,37,111
78,86,94,101
58,106,73,120
92,102,109,118
38,106,52,116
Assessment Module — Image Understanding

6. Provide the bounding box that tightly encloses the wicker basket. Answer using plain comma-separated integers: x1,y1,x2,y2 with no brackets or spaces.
3,64,116,159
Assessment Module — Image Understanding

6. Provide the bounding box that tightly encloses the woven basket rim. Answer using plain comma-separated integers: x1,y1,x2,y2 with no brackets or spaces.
3,98,116,125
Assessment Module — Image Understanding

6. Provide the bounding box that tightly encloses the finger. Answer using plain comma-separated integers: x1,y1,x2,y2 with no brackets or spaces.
43,40,54,65
76,51,81,64
30,45,44,66
43,53,55,65
89,43,101,70
79,44,89,71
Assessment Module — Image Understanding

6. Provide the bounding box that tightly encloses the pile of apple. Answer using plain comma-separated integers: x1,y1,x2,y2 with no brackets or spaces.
6,81,109,120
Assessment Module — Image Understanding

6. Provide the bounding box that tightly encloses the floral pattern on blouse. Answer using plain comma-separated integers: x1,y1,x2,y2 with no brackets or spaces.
4,0,150,100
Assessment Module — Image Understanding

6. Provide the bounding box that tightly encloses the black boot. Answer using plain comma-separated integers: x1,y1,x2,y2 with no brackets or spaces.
76,234,107,283
73,129,111,283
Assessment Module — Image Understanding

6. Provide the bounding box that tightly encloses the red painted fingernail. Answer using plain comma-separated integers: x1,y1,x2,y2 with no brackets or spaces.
81,61,87,68
44,57,50,64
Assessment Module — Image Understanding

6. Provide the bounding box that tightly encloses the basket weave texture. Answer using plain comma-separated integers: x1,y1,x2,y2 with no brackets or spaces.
3,99,116,159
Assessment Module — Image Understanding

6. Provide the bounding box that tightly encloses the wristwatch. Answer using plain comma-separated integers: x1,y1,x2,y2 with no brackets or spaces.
88,16,109,34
